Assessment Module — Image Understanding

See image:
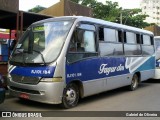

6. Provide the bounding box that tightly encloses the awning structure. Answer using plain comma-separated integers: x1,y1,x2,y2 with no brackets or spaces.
0,10,17,30
0,10,52,34
18,11,52,31
0,0,52,39
0,0,18,30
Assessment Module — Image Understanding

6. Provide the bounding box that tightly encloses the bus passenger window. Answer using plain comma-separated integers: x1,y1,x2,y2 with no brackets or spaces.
104,28,118,42
83,31,96,52
77,29,85,52
126,32,136,44
99,27,104,41
143,35,151,45
150,36,154,45
118,30,123,42
67,24,97,63
77,43,84,52
124,32,126,43
124,32,141,56
69,36,77,52
99,27,123,56
142,35,154,55
136,34,141,44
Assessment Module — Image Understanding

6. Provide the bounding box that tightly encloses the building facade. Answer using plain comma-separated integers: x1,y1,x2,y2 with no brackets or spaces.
141,0,160,25
39,0,92,17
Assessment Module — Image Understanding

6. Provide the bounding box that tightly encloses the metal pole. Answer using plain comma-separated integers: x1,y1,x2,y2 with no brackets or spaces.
16,11,19,41
20,11,23,38
120,12,122,24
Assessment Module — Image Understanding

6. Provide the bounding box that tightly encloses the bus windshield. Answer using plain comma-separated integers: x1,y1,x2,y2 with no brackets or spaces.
10,20,73,65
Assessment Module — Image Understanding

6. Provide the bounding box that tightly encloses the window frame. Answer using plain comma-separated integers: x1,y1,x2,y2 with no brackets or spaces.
98,26,124,57
123,30,142,56
141,34,154,56
67,22,98,63
67,21,154,63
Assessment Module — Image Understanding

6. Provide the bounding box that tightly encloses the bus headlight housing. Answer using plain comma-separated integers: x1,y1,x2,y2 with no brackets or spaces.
40,77,63,82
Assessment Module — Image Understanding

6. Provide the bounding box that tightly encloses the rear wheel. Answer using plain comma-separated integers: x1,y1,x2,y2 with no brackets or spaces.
61,83,79,109
129,74,139,91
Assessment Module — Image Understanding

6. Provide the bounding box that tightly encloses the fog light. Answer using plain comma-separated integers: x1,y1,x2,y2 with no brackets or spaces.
40,77,63,82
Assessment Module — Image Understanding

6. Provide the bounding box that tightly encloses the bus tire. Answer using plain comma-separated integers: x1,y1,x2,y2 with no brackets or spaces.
129,74,139,91
61,83,79,109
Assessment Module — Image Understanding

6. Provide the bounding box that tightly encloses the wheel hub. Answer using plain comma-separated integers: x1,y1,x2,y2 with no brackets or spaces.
66,88,76,104
132,77,138,88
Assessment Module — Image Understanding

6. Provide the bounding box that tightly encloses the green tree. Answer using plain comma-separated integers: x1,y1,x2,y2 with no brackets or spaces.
70,0,120,22
94,1,120,21
70,0,151,28
28,5,46,13
117,9,150,28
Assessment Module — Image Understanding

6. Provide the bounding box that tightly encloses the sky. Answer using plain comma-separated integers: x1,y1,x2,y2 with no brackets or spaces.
110,0,142,9
19,0,142,11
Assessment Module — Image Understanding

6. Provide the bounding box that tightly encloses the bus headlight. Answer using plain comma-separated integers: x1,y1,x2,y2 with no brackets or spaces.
8,74,11,78
40,77,63,82
7,74,12,81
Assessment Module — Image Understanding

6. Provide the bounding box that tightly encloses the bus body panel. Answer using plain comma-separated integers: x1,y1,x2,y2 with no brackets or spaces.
82,74,130,97
8,56,155,103
9,65,56,78
8,63,65,104
66,56,155,97
66,57,155,83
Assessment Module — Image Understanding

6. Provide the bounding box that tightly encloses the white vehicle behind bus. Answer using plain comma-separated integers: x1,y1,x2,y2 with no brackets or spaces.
154,36,160,79
8,16,155,108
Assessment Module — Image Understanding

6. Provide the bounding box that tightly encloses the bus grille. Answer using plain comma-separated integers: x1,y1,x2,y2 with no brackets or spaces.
10,86,40,94
11,74,40,85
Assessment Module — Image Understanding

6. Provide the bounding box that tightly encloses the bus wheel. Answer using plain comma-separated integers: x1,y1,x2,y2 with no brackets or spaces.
61,83,79,109
129,74,139,91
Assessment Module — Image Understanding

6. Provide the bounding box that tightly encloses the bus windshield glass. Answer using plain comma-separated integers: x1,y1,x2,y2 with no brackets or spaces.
10,20,73,65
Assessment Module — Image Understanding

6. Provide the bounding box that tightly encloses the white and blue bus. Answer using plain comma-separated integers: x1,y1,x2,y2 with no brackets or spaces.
8,16,155,108
154,36,160,79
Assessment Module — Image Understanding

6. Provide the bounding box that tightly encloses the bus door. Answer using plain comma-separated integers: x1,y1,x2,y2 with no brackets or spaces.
66,23,103,96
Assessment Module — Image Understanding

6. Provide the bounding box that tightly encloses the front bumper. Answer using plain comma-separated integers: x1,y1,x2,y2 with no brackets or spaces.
8,80,64,104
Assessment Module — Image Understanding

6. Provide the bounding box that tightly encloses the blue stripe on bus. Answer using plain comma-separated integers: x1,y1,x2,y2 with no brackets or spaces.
135,57,155,72
66,57,155,84
9,56,155,81
10,66,55,78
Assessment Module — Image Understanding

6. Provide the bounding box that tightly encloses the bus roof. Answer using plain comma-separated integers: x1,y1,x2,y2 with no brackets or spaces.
32,16,153,35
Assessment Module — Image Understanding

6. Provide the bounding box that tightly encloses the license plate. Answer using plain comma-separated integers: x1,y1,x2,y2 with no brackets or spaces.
19,93,29,99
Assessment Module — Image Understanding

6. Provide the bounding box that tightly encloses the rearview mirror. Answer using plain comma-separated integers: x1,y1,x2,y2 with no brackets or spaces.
9,40,16,50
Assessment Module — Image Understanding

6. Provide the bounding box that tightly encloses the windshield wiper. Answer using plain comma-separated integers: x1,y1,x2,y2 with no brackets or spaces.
32,49,46,65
